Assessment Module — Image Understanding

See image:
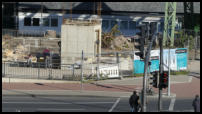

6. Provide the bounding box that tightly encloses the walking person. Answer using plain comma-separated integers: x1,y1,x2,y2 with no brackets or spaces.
192,95,200,112
129,91,140,112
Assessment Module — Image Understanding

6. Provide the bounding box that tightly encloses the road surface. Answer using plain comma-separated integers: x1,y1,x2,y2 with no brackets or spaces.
2,95,194,112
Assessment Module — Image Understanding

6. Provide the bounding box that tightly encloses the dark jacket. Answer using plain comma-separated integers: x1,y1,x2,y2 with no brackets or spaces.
129,93,139,108
192,97,200,112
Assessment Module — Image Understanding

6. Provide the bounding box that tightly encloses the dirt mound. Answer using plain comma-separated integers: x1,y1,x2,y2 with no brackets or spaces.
2,35,29,62
110,35,134,51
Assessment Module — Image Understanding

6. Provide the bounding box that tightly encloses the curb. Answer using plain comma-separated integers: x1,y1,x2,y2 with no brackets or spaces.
2,90,132,98
2,78,80,84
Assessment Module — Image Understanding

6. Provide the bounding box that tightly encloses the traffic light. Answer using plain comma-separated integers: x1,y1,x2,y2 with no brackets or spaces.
150,22,157,35
150,71,158,88
160,71,169,89
134,25,146,59
136,24,146,38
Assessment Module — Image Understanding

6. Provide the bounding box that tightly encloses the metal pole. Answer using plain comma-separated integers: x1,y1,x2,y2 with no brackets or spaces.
81,50,84,91
167,46,171,96
116,52,122,79
142,51,148,112
72,64,75,80
142,33,157,112
97,53,100,81
4,61,6,77
38,62,40,79
158,35,163,112
194,32,197,60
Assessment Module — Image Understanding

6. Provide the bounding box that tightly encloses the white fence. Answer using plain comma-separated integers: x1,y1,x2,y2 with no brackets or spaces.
92,65,119,78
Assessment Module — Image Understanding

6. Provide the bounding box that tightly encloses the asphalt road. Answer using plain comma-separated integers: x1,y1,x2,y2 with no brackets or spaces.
2,95,195,112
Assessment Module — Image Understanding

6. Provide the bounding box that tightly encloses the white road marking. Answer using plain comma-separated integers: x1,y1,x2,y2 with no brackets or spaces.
168,97,176,111
188,76,192,83
36,108,86,111
120,96,130,98
2,102,72,104
2,101,114,105
108,98,121,112
174,109,194,112
74,102,114,104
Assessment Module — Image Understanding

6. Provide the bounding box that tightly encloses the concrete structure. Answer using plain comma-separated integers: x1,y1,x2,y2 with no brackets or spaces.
61,19,101,64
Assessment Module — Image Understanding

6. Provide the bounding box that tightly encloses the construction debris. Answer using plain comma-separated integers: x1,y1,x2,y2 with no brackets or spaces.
2,35,29,62
110,35,134,51
45,30,56,38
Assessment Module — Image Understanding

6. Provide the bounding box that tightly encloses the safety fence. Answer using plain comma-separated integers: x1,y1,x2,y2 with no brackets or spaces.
2,60,121,81
2,61,79,80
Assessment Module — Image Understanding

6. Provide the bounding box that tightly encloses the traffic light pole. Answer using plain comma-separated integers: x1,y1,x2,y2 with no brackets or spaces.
142,33,157,112
158,34,163,112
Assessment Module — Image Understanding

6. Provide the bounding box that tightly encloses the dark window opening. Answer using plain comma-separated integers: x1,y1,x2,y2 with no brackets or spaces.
102,20,109,30
129,21,136,30
43,18,49,27
33,18,40,26
24,17,31,26
51,18,58,27
120,21,128,30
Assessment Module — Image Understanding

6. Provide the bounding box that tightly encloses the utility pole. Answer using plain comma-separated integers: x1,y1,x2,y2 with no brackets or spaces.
158,34,163,112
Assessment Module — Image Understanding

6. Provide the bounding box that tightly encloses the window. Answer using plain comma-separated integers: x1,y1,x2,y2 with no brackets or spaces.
129,21,136,30
160,22,164,31
24,17,31,26
142,22,149,26
110,20,118,29
120,21,128,30
43,18,49,27
33,18,40,26
51,18,58,27
102,20,109,30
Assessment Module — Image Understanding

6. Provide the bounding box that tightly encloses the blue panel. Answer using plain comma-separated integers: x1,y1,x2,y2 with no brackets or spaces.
133,48,188,74
134,60,145,74
149,60,159,72
176,48,187,70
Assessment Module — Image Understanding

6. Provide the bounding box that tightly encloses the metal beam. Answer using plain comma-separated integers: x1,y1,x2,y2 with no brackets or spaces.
163,2,177,47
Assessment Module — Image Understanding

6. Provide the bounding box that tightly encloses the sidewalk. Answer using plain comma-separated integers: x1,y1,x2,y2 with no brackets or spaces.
2,74,200,98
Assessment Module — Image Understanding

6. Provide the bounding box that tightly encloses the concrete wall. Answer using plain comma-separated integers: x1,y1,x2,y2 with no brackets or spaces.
61,21,101,64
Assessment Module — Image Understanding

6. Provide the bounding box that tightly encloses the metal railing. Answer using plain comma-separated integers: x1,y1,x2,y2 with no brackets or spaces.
2,51,133,81
2,60,119,81
2,61,82,81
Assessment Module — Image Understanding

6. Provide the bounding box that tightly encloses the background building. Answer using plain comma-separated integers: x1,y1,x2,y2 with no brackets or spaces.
2,2,200,37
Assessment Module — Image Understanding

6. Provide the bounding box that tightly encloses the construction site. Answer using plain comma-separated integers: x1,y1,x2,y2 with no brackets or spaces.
2,2,200,81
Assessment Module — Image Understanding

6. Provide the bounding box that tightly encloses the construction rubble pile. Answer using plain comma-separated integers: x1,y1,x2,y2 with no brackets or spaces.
2,35,37,62
110,35,134,51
